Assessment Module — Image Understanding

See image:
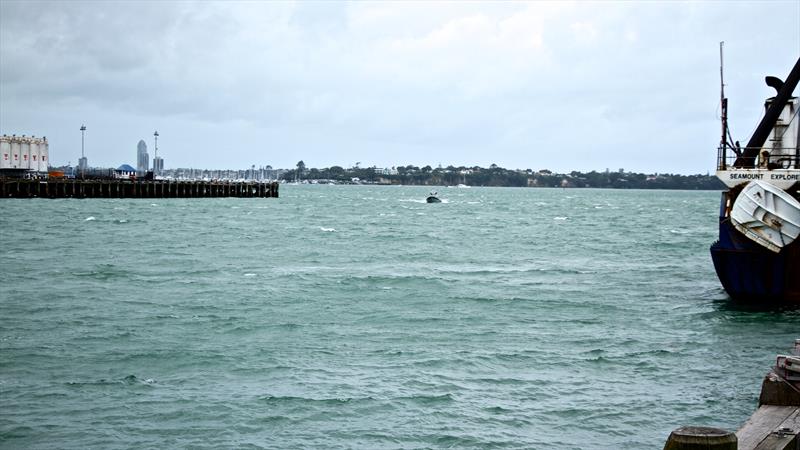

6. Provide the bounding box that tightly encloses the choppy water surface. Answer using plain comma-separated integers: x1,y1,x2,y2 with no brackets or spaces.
2,186,798,449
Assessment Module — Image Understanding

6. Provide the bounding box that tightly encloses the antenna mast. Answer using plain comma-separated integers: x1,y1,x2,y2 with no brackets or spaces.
720,42,729,169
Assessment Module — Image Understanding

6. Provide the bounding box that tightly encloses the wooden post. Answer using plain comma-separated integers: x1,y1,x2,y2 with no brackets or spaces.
664,427,737,450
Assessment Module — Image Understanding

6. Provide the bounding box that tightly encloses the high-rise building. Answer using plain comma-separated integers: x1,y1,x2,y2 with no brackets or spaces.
136,140,149,175
152,156,163,175
78,156,88,175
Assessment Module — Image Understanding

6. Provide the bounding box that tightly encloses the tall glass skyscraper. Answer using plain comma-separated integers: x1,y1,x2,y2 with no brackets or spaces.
136,140,149,175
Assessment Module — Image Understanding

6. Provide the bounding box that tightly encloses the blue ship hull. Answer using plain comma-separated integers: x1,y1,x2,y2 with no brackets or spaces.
710,193,800,303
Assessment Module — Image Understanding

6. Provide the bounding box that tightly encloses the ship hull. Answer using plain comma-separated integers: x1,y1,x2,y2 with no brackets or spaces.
711,219,800,303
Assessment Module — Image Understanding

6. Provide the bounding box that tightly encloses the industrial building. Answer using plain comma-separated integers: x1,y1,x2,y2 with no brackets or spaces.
0,134,50,177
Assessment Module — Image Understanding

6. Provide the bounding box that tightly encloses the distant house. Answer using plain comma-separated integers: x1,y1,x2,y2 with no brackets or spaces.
373,167,398,176
115,164,136,179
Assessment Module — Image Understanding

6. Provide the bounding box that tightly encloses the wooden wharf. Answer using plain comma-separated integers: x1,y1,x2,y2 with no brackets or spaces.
0,179,279,199
735,370,800,450
664,339,800,450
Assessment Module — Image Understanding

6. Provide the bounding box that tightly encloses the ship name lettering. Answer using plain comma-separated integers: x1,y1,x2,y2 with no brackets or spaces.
729,173,764,180
770,174,800,181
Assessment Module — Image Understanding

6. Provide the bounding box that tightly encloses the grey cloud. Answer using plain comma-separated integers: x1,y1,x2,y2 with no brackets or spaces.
1,1,797,173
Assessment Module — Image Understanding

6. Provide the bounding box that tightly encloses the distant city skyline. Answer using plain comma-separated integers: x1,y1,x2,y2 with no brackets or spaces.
1,1,798,174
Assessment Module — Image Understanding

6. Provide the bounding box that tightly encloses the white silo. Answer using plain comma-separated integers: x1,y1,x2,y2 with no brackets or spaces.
0,137,10,169
10,139,21,169
30,140,40,173
39,139,49,172
20,139,31,170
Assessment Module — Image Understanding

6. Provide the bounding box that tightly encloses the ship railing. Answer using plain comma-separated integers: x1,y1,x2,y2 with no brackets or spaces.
717,145,800,170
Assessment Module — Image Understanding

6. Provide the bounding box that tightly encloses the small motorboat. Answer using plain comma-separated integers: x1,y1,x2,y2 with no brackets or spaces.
426,191,441,203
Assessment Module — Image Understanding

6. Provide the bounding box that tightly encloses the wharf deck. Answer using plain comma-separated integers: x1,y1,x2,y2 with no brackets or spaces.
1,179,279,199
736,371,800,450
663,340,800,449
737,405,799,450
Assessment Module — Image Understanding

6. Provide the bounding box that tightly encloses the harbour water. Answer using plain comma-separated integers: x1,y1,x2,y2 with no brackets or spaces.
1,185,798,449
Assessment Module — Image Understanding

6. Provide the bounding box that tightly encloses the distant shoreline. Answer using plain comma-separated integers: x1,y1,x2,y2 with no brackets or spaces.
287,181,724,191
280,165,724,190
45,164,724,190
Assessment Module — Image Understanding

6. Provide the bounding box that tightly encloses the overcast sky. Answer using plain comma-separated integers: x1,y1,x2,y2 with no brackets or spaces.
1,1,798,173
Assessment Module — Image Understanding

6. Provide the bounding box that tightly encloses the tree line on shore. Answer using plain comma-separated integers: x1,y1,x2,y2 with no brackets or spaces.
282,163,725,190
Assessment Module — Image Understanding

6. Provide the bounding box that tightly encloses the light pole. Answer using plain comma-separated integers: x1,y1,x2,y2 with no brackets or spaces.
153,131,159,175
80,125,86,178
80,125,86,158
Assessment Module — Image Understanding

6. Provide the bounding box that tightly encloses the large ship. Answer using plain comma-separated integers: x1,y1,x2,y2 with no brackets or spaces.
710,52,800,303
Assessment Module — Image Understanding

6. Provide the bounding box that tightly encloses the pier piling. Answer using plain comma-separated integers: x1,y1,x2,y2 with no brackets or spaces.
1,179,279,199
663,427,737,450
